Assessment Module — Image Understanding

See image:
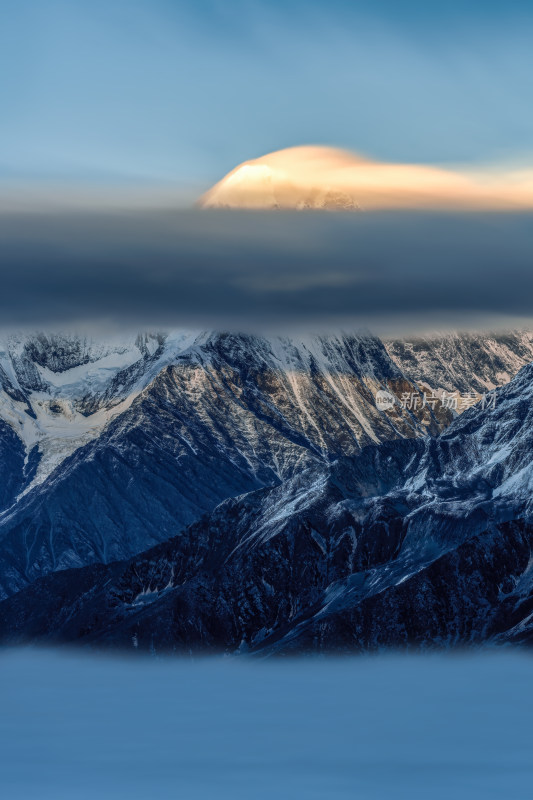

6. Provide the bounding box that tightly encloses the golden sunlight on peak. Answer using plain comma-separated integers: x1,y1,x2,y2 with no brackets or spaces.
198,145,533,211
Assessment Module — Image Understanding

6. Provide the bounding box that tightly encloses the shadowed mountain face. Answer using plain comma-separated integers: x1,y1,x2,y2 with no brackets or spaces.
2,357,533,653
0,420,26,512
0,331,438,599
1,329,533,652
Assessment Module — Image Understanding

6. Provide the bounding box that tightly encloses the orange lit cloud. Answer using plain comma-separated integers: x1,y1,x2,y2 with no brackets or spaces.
199,145,533,211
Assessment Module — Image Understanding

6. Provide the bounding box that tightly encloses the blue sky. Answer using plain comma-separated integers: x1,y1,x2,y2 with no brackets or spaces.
1,0,533,188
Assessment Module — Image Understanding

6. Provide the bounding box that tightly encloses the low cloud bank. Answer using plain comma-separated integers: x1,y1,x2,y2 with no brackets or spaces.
1,209,532,334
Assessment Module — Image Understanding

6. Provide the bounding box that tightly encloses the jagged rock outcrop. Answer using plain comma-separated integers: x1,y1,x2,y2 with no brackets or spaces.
3,361,533,654
1,330,533,654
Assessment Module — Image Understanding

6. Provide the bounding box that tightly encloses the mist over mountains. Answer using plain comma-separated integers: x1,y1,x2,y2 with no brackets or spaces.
1,209,533,331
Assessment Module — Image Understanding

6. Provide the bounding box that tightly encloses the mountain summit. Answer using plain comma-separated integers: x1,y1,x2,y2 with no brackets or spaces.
199,145,533,211
199,146,366,210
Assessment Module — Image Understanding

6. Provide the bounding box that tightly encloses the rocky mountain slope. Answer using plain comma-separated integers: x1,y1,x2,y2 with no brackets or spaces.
0,331,440,599
386,329,533,399
2,355,533,653
1,328,533,651
1,329,401,503
2,328,528,507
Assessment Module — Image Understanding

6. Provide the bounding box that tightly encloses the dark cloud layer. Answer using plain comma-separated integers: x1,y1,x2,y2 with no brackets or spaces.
0,209,532,333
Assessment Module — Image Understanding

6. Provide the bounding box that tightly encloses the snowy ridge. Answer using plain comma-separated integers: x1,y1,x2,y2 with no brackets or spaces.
385,330,533,401
1,327,533,618
0,331,200,492
0,329,430,598
2,328,531,498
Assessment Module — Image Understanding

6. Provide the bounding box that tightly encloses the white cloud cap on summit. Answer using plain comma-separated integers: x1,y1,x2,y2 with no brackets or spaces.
199,145,533,211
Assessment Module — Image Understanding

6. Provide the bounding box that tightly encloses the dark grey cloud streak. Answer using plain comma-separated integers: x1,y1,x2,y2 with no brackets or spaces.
0,209,532,333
